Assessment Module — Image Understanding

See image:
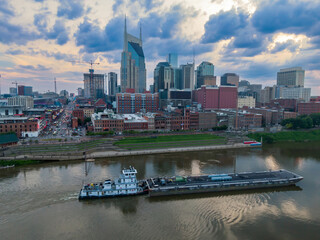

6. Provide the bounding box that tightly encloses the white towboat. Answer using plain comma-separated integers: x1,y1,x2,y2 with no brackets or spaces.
79,166,146,199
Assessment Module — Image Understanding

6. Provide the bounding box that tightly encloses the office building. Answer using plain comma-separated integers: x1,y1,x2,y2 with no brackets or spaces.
108,72,118,96
77,88,84,97
281,87,311,102
221,73,240,87
167,53,178,68
84,69,105,99
196,61,216,88
154,62,174,92
277,67,305,87
9,87,17,96
17,85,33,96
260,86,276,104
181,63,195,90
238,96,256,108
120,18,146,93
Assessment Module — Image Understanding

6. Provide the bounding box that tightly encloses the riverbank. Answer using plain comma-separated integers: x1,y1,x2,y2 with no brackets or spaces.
248,129,320,143
0,143,255,161
0,160,42,167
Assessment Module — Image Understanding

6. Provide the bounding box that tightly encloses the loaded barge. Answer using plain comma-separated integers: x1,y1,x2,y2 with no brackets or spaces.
146,169,303,197
79,167,303,199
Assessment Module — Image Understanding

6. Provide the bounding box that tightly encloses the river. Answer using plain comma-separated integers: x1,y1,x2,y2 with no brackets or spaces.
0,142,319,240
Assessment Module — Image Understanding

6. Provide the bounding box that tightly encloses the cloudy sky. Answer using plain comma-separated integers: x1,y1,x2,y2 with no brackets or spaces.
1,0,320,95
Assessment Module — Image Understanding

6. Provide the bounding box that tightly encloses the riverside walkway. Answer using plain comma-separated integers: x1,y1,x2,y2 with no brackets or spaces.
0,143,256,161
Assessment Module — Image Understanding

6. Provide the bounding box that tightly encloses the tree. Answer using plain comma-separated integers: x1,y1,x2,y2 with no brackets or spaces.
84,117,91,125
78,118,83,126
310,113,320,126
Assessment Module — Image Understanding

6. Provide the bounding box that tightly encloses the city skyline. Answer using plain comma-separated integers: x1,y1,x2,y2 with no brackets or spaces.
1,0,320,95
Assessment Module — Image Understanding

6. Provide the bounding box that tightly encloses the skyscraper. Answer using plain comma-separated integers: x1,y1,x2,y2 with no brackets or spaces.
84,69,105,99
181,63,195,90
221,73,240,87
196,61,216,88
108,72,118,96
154,62,174,92
167,53,178,68
120,17,146,93
277,67,305,87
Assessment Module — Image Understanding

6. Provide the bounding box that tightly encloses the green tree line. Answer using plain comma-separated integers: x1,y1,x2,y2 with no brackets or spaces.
281,113,320,129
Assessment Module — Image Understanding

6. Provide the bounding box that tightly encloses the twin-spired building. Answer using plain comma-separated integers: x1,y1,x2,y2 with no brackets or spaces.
120,18,146,93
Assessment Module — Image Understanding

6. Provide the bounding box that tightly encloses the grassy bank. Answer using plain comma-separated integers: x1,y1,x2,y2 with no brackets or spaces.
115,134,223,145
114,134,226,150
248,129,320,143
4,138,112,157
0,160,42,167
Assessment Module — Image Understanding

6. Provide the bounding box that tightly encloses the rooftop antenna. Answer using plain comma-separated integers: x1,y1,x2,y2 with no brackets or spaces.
54,77,57,94
193,47,195,65
124,15,128,51
140,21,142,44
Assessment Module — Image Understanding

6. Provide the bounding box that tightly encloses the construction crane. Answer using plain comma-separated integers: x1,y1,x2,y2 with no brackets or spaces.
69,60,100,69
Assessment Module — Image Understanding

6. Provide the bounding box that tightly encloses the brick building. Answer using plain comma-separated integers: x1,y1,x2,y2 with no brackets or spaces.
116,93,159,114
72,109,84,123
238,113,262,129
198,112,217,130
0,117,39,137
298,102,320,115
194,86,237,110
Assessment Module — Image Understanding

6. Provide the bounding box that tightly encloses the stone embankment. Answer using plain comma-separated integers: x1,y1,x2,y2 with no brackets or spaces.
0,143,256,161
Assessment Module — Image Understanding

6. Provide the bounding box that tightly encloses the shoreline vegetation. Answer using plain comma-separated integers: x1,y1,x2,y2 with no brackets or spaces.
248,129,320,144
0,160,42,167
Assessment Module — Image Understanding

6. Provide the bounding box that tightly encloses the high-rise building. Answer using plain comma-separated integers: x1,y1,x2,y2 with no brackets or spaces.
239,80,250,87
77,88,84,97
260,86,276,104
60,90,69,97
84,69,105,99
120,18,146,93
167,53,178,68
154,62,174,92
277,67,305,87
24,86,33,96
18,85,24,95
173,68,182,89
196,61,216,88
181,63,195,90
281,87,311,102
108,72,118,96
221,73,240,87
9,87,17,96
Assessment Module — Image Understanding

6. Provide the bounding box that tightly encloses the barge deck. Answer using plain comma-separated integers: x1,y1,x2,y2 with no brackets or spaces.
146,169,303,197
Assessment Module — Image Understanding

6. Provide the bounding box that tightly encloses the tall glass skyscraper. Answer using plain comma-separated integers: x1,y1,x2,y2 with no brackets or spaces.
120,18,146,93
196,61,216,88
167,53,178,68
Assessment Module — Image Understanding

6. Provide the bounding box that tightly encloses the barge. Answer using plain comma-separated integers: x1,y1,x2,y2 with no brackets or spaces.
145,169,303,197
79,167,303,199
